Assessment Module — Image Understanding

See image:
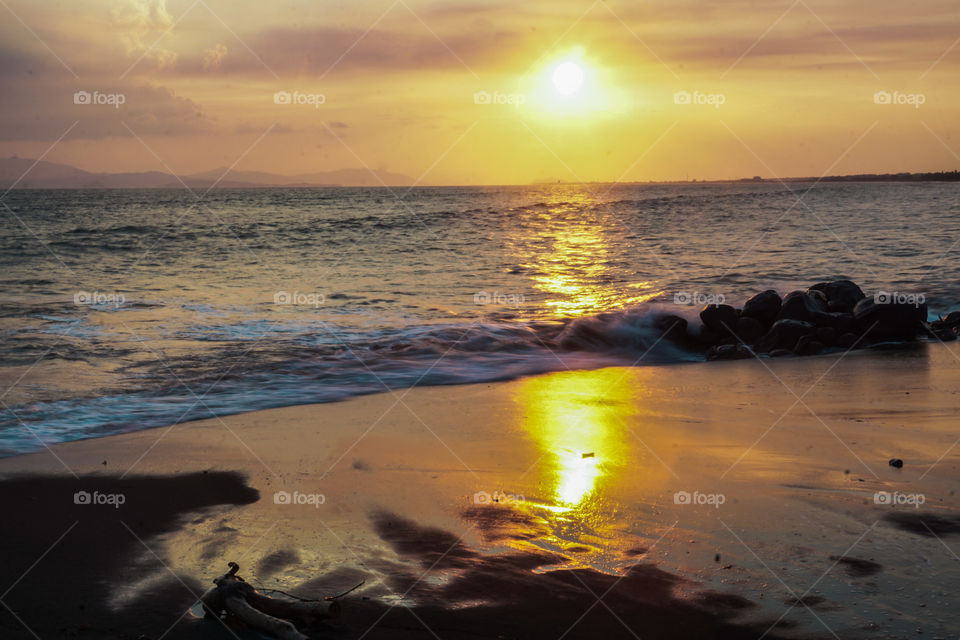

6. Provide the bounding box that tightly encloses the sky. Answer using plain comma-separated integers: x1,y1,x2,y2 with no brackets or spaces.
0,0,958,185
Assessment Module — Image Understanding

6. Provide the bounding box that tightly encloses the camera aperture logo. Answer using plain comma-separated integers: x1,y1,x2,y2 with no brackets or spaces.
273,490,325,508
74,490,126,508
274,90,326,109
673,490,725,509
873,91,925,109
274,291,325,307
874,491,925,508
674,90,725,108
73,90,126,109
674,291,725,306
74,291,125,307
873,291,924,307
474,290,525,307
473,490,524,505
474,90,526,106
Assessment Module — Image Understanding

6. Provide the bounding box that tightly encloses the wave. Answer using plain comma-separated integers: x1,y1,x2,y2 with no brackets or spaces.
0,306,701,456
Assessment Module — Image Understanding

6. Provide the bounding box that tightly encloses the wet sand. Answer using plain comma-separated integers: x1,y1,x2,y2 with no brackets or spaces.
2,342,960,639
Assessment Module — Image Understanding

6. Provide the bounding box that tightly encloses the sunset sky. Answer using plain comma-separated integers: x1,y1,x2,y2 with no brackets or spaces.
0,0,958,184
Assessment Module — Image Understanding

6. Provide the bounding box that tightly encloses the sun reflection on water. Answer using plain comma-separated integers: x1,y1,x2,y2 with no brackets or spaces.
508,187,662,318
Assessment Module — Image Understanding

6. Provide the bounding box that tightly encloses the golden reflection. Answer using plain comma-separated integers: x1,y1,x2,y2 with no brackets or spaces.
516,368,633,513
509,187,661,318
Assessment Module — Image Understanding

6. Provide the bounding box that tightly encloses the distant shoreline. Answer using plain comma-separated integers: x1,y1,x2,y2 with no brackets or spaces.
534,170,960,186
5,175,959,190
1,155,957,189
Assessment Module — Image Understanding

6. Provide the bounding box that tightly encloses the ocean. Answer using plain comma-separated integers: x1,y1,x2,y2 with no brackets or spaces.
1,181,957,455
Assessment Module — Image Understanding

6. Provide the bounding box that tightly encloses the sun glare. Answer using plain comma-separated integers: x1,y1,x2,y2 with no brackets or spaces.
552,62,584,96
525,51,620,119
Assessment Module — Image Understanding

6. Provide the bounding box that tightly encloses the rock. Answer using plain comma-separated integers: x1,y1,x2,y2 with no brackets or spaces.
889,458,903,468
734,316,764,344
926,320,958,342
942,311,960,327
795,336,824,356
769,348,793,357
835,332,858,348
700,304,739,334
776,291,828,323
742,290,782,326
653,314,689,342
807,289,828,306
705,343,752,361
815,326,837,345
821,312,855,334
696,326,723,348
809,280,865,313
757,319,816,353
853,297,927,341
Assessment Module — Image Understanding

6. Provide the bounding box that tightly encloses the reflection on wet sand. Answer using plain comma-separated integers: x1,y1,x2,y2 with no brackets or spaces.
518,369,631,512
511,368,678,561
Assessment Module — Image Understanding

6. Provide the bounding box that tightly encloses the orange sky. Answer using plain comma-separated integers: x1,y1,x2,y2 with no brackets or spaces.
0,0,957,184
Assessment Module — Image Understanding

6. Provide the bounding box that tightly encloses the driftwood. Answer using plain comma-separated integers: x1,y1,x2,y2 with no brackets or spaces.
201,562,341,640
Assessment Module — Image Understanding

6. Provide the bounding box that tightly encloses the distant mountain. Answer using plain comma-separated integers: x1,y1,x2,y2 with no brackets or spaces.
0,158,416,189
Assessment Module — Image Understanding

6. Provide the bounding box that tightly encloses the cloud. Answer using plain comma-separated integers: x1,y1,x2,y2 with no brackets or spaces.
202,43,228,71
111,0,177,70
670,21,960,70
170,25,521,76
0,79,209,141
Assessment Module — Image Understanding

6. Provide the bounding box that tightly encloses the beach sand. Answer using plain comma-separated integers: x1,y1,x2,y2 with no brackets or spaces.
2,342,960,639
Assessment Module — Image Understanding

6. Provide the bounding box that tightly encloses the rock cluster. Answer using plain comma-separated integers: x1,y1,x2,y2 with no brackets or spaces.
670,280,955,361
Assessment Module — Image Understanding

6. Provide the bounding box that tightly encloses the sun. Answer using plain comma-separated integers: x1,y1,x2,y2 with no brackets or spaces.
552,62,584,97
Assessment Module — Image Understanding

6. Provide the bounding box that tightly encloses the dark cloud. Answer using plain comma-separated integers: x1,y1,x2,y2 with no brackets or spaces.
0,78,208,141
172,26,521,76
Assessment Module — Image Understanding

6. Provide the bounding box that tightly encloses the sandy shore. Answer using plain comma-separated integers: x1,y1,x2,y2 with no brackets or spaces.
2,342,960,639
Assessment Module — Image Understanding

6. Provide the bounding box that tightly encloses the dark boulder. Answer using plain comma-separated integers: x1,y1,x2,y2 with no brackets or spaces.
807,289,828,306
706,343,752,361
741,290,782,326
820,312,855,334
927,320,958,342
809,280,865,313
795,335,824,356
836,332,859,349
776,291,828,323
815,326,837,345
653,314,689,342
943,311,960,327
696,326,722,348
734,316,765,344
853,297,927,341
769,348,793,358
700,304,739,334
757,319,816,353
